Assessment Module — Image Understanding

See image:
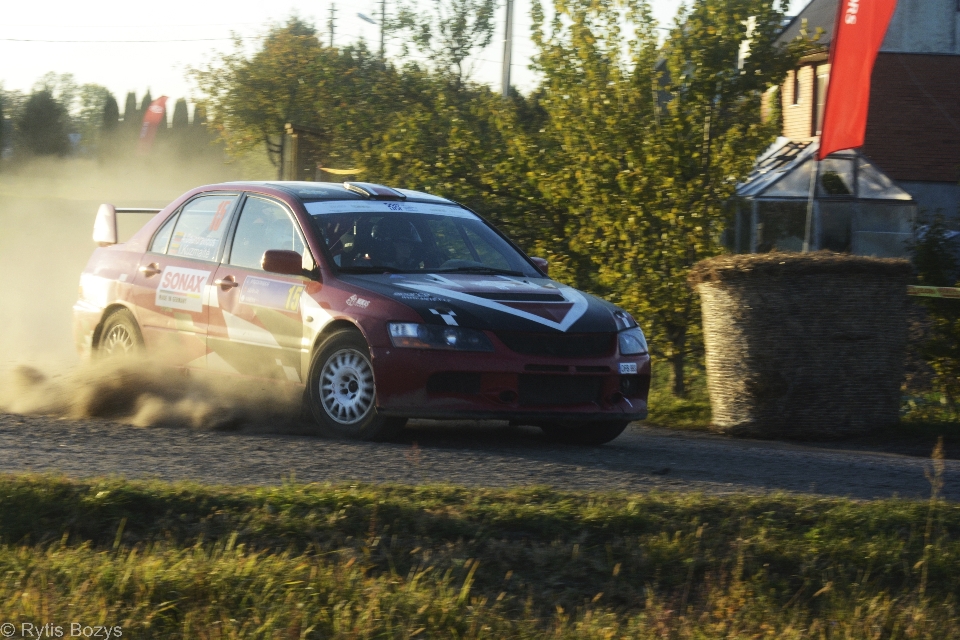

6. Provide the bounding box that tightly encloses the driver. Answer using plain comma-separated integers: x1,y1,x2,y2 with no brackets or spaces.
369,217,424,269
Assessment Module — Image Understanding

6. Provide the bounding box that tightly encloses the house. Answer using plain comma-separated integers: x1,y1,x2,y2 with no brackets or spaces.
777,0,960,216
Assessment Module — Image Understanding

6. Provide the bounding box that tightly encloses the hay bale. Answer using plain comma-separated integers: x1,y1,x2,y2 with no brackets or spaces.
689,252,913,439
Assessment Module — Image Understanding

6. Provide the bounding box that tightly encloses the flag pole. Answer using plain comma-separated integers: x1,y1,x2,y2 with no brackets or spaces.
802,154,818,253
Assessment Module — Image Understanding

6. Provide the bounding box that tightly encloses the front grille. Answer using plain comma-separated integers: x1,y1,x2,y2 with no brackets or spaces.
518,375,603,406
576,365,610,373
524,364,569,372
426,372,481,395
495,332,615,358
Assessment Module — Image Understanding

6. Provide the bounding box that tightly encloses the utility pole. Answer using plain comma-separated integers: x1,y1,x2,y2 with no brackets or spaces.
328,3,336,48
379,0,386,60
501,0,514,98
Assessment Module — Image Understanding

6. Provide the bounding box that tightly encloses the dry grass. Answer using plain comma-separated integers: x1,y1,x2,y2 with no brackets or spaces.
0,473,958,638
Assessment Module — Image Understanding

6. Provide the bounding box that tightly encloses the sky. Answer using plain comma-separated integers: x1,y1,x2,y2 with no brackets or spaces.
0,0,809,118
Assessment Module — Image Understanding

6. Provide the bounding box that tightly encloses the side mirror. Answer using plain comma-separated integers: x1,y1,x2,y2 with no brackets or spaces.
262,250,304,276
93,204,118,246
530,256,549,275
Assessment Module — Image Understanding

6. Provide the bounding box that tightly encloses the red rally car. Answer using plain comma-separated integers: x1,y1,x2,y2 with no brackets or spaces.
74,181,651,444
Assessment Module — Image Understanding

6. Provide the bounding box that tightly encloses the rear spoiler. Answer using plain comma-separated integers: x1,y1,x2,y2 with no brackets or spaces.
93,204,163,246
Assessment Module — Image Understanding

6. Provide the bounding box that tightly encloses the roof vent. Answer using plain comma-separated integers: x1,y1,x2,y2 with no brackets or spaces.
343,182,406,201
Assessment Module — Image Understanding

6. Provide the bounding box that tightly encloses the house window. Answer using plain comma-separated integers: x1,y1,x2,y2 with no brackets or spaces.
814,66,829,135
792,69,801,105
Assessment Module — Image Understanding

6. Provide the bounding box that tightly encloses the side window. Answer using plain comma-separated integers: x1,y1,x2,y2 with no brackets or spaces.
229,197,305,270
149,213,177,254
167,194,239,261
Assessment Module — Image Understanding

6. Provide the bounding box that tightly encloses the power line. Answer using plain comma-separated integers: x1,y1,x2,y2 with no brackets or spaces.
0,36,264,43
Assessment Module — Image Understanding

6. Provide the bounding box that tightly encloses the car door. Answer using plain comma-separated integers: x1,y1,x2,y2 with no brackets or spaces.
206,195,314,381
130,193,239,367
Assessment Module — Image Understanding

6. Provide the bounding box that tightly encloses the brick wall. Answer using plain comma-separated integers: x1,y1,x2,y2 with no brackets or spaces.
863,53,960,183
779,53,960,184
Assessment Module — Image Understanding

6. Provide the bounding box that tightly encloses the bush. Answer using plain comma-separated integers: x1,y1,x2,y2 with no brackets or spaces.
910,213,960,416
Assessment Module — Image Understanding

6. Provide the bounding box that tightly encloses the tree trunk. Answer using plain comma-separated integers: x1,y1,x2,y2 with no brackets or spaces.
670,349,686,398
667,324,688,397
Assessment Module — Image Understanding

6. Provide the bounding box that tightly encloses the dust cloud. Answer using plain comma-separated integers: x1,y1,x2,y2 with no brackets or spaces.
0,153,312,432
0,360,305,431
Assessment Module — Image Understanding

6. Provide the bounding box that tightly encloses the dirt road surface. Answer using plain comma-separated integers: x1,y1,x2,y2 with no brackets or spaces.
1,413,957,501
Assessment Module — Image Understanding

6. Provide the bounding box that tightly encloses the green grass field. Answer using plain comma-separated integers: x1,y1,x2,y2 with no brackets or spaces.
0,474,957,638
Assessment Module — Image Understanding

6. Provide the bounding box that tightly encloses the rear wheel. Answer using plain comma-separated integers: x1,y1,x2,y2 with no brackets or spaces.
97,309,144,358
306,329,405,441
540,420,630,446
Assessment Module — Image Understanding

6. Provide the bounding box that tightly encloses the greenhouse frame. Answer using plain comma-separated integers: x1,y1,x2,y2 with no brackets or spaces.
733,138,917,257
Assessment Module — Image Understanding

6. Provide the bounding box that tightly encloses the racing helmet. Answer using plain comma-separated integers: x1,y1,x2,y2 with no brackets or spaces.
371,217,422,244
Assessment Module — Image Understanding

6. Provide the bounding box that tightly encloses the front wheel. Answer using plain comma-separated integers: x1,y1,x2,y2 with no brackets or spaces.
306,329,405,441
540,420,630,446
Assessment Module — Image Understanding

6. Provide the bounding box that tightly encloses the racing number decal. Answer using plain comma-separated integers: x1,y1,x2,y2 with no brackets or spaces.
285,285,305,312
209,200,230,231
239,276,305,312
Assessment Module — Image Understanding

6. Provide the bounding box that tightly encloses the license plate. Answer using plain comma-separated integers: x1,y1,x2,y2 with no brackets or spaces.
619,362,638,374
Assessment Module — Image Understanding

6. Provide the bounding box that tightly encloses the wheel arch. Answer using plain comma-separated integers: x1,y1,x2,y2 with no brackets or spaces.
310,319,367,356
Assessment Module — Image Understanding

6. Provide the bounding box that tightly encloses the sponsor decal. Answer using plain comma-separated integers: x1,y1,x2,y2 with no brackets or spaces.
156,266,211,312
394,291,448,302
619,362,638,375
239,276,305,312
171,233,219,260
845,0,859,24
304,200,479,219
345,294,371,308
429,308,458,326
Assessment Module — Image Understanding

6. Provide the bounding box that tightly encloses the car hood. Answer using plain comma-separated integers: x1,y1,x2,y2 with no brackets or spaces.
340,272,620,333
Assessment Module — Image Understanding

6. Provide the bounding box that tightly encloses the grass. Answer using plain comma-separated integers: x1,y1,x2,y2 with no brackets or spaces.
642,364,712,430
0,474,958,638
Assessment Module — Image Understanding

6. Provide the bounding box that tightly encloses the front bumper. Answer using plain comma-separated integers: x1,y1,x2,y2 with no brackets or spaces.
369,336,650,423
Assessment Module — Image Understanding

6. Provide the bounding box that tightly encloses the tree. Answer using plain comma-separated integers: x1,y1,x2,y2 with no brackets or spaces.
192,19,326,166
123,92,139,133
192,19,419,169
0,91,4,164
17,89,70,156
393,0,498,89
171,98,189,129
520,0,799,395
102,94,120,133
75,84,113,151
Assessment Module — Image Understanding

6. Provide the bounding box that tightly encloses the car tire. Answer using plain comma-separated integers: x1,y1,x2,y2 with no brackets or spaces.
540,420,630,446
97,308,144,358
306,329,406,441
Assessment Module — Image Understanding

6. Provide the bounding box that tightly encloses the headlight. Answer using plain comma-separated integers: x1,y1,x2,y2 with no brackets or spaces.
618,327,648,355
388,323,495,352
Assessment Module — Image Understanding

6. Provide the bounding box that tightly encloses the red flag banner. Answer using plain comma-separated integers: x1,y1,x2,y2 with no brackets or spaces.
137,96,168,154
818,0,898,160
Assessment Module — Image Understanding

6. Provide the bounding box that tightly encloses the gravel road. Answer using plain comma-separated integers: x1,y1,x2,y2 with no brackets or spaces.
2,412,957,501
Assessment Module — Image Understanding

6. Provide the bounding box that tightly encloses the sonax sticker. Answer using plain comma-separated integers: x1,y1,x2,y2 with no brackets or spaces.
156,266,211,313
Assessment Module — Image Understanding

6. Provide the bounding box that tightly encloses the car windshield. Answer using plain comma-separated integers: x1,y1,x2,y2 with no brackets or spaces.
306,203,538,276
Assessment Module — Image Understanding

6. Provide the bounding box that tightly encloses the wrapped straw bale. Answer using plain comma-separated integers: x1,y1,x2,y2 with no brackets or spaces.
689,252,913,438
